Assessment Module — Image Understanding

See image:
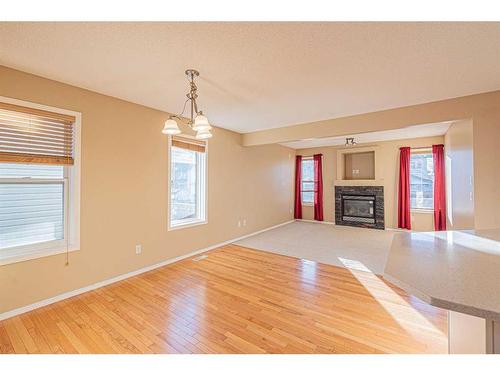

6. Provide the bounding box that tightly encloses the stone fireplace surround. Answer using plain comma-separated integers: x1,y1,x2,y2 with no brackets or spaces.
335,185,385,229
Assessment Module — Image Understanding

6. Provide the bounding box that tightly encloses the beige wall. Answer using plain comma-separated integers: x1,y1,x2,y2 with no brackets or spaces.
0,66,295,314
344,152,375,180
297,136,444,231
444,120,475,230
244,91,500,230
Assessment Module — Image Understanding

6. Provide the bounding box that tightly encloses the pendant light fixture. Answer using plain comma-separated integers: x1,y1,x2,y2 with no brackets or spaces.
162,69,213,140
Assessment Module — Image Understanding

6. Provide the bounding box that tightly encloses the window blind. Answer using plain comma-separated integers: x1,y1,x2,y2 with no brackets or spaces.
171,135,206,153
0,102,76,165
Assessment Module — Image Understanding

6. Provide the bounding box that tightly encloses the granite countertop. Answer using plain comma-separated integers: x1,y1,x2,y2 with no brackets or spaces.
384,229,500,321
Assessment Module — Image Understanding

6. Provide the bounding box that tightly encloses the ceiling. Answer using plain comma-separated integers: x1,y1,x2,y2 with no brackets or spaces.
281,122,452,149
1,22,500,134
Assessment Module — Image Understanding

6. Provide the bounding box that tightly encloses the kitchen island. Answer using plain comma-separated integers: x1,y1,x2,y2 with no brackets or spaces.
384,229,500,354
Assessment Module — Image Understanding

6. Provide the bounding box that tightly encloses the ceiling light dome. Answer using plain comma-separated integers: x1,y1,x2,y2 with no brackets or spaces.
162,118,181,135
193,112,211,131
196,128,213,140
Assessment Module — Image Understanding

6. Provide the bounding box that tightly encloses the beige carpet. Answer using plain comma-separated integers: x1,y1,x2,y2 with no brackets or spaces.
234,221,395,274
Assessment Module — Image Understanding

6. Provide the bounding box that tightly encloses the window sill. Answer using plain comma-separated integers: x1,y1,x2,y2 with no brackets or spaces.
0,244,80,266
168,219,208,231
411,209,434,214
302,203,314,207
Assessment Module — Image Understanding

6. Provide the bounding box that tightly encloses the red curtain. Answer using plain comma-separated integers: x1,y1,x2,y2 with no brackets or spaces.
433,144,447,231
313,154,324,221
294,155,302,219
398,147,411,229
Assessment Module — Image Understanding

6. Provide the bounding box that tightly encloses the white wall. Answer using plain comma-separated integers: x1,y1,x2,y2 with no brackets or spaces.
444,120,475,230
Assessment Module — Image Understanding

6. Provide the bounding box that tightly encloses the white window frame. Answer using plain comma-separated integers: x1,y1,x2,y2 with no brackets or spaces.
409,149,434,213
301,157,314,206
167,135,208,231
0,96,81,266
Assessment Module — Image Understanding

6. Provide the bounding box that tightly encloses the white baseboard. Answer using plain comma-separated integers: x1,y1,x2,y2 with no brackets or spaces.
0,219,294,321
295,219,335,225
297,220,407,232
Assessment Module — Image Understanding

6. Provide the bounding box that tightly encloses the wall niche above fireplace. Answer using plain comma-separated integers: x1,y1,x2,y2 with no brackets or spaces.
336,145,380,183
335,186,384,229
344,151,375,180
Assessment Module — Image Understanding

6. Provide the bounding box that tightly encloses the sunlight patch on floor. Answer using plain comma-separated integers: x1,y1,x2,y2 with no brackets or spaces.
337,257,372,273
299,259,318,290
424,231,500,255
338,257,447,344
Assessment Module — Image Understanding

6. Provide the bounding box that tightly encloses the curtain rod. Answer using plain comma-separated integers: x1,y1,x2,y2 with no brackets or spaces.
299,154,322,158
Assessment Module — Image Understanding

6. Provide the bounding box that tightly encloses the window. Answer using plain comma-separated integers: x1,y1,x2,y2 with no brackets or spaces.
0,98,80,265
301,157,314,204
410,152,434,210
168,136,207,229
0,164,65,249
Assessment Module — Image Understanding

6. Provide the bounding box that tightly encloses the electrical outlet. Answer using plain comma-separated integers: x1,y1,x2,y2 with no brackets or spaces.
238,220,241,227
135,244,142,254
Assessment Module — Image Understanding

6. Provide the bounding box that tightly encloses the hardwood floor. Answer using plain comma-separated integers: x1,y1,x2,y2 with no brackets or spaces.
0,245,448,354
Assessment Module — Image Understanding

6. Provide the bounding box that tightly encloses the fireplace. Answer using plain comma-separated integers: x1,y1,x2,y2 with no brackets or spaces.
342,195,376,224
335,186,384,229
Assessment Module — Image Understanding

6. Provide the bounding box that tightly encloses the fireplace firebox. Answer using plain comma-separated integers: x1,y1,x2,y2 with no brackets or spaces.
342,195,376,224
335,186,384,229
